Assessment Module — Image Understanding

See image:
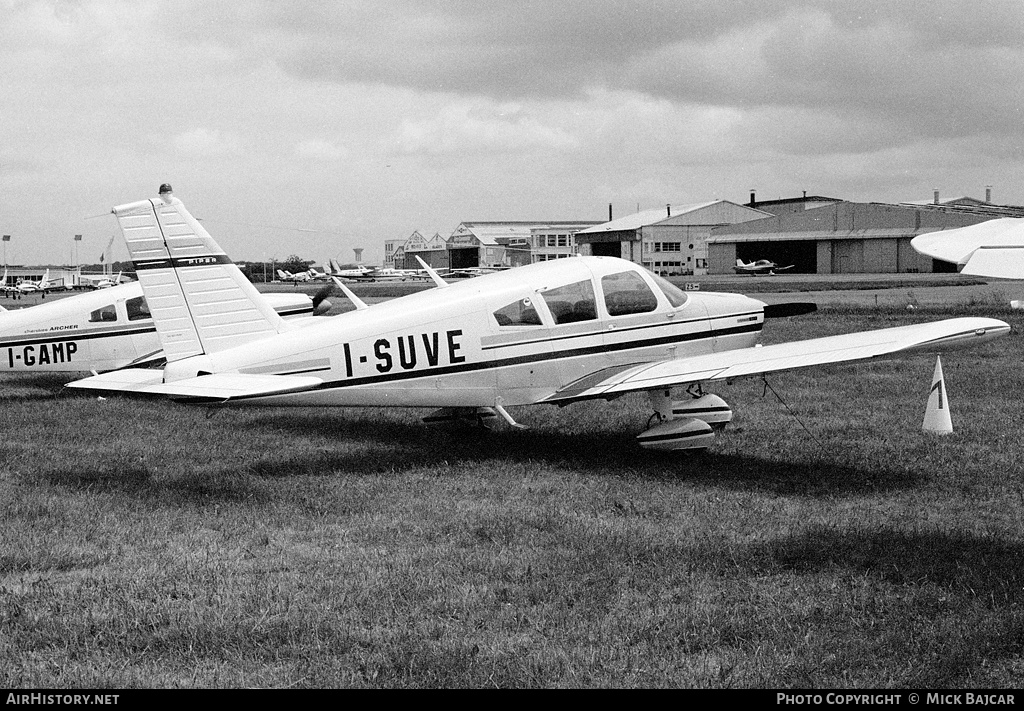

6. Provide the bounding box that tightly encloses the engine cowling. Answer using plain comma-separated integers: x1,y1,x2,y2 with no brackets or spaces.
671,393,733,429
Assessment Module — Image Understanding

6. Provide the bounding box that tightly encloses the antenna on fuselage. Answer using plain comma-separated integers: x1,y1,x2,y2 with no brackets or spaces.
330,277,369,311
414,256,449,289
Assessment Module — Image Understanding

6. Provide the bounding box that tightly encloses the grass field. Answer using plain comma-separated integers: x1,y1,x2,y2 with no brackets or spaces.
1,295,1022,688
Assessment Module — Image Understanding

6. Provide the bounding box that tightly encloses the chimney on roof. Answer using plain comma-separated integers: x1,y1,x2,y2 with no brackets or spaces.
608,203,613,221
933,189,940,205
666,203,671,217
986,185,992,203
749,190,756,207
803,190,807,198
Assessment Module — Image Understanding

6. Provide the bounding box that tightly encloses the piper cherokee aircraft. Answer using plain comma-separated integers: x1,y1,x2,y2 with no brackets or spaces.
0,280,330,374
17,269,53,293
65,187,1010,451
733,259,794,275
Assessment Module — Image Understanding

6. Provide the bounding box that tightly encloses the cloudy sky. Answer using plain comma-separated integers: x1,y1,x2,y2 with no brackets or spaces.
2,0,1022,266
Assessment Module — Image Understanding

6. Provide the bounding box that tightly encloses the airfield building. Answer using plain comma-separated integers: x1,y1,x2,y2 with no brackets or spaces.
574,200,770,276
706,191,1024,274
441,221,599,270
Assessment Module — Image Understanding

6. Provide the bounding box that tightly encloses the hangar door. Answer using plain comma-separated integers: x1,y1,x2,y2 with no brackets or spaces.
832,241,864,274
736,240,817,273
590,241,621,258
449,247,479,269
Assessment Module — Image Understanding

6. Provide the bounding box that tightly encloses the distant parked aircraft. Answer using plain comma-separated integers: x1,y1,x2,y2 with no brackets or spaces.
276,269,311,283
733,259,794,275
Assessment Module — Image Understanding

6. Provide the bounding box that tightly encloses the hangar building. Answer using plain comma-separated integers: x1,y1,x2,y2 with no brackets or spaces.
706,193,1024,274
574,201,769,276
444,221,599,270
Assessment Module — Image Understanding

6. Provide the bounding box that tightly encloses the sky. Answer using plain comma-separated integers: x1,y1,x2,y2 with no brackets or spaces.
2,0,1023,267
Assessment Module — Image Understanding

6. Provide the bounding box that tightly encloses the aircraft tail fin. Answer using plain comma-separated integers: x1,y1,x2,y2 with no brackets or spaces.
111,186,285,362
736,259,745,267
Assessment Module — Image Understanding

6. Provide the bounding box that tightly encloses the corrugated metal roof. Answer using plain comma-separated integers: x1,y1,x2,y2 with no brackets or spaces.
577,201,721,234
708,228,923,243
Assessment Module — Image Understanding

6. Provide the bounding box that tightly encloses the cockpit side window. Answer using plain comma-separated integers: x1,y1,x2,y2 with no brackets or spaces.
602,271,659,316
539,280,597,324
493,297,542,327
648,272,688,308
126,296,151,321
88,304,117,323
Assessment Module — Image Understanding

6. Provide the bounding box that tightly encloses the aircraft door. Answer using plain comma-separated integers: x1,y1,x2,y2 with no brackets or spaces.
490,294,557,401
536,278,607,386
600,270,714,363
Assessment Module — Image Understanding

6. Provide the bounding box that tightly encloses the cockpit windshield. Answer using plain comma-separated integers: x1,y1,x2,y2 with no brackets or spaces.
648,272,688,308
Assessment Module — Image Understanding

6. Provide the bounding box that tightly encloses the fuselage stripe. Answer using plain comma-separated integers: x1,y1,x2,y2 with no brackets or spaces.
0,326,156,349
482,310,764,351
233,321,763,400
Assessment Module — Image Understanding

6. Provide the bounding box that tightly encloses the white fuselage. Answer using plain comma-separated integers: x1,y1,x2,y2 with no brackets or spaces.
166,257,767,408
0,282,317,374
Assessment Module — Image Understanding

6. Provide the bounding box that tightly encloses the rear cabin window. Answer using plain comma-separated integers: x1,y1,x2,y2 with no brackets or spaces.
89,304,117,323
126,296,151,321
539,280,597,324
602,271,659,316
493,297,542,327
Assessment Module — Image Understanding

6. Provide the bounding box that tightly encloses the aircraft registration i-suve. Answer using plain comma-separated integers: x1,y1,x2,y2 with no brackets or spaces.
66,186,1010,451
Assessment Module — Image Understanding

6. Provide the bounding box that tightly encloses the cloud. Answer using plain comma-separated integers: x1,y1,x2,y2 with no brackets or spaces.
295,140,348,161
170,128,243,156
392,101,578,155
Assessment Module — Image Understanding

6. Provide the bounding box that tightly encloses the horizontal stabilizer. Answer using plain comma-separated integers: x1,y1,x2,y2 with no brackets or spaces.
67,370,322,403
543,317,1009,403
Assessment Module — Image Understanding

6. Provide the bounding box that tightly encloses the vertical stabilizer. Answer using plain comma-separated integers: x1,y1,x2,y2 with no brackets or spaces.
923,355,953,434
111,186,284,362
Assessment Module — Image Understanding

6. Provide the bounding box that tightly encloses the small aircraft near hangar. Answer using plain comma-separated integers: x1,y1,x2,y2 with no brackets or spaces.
67,187,1010,451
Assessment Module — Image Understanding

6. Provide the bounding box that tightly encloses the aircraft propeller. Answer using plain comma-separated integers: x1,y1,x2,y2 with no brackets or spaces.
763,302,817,318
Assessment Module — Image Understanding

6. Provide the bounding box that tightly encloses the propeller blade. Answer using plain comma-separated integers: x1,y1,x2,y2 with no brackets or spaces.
763,302,817,318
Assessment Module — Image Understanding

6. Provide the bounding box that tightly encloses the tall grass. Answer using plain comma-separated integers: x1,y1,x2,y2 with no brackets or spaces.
1,304,1022,688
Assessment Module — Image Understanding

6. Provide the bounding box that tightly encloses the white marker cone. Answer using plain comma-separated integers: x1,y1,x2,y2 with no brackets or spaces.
923,355,953,434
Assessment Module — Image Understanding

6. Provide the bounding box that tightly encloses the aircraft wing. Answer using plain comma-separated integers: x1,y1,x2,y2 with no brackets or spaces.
542,317,1008,403
66,370,323,404
911,218,1024,279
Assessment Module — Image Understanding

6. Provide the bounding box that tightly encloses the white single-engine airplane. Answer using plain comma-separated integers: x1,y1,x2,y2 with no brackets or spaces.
66,187,1009,451
0,280,330,375
733,259,794,276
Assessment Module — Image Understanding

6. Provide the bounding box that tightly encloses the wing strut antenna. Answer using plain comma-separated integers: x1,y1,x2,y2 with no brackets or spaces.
331,277,369,311
414,256,449,289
